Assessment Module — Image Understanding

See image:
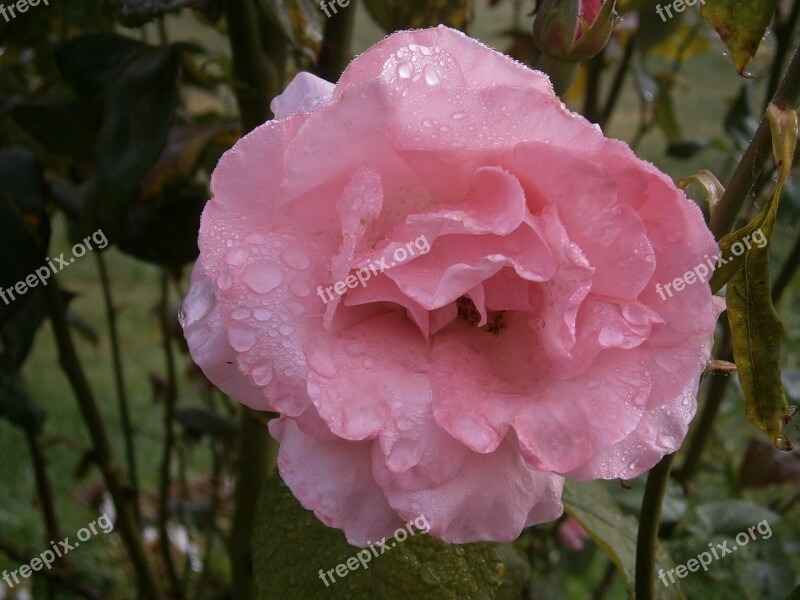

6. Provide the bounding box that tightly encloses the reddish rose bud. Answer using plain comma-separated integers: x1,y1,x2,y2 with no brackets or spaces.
532,0,617,94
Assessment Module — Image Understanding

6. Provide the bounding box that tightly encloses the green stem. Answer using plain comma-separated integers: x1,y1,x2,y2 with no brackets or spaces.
635,453,674,600
582,47,606,123
599,33,635,129
43,282,162,599
772,227,800,303
316,0,358,83
229,409,275,599
157,272,183,598
764,0,800,109
712,43,800,239
95,252,139,524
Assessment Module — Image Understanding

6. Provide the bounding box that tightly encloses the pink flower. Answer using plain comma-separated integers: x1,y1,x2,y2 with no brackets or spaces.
182,26,720,545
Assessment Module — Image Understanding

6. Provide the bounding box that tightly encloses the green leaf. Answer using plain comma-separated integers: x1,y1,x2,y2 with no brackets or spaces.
719,102,796,450
10,97,99,161
118,185,206,267
56,33,150,99
562,481,684,599
0,147,51,323
82,41,180,240
701,0,780,75
0,362,45,434
253,474,505,599
363,0,473,33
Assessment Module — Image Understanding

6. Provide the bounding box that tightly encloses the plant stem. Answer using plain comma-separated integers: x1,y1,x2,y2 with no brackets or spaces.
712,43,800,239
583,47,606,123
157,272,183,598
772,227,800,303
316,0,358,83
764,0,800,109
43,281,162,599
599,33,635,129
635,453,674,600
95,251,139,524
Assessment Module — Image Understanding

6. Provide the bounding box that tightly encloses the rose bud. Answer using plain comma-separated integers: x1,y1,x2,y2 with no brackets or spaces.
532,0,618,94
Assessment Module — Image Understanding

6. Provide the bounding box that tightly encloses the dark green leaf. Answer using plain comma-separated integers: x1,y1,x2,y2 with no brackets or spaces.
562,481,684,599
118,185,206,266
82,42,179,239
701,0,780,75
0,362,45,434
0,147,51,322
253,473,505,599
56,33,150,98
10,97,99,160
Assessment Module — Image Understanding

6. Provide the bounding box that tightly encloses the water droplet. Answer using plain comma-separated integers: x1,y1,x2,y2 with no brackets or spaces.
231,307,251,321
307,380,322,398
253,307,273,321
279,324,294,336
216,266,233,290
242,261,283,293
177,308,186,326
363,357,376,369
587,380,600,390
424,65,441,86
228,327,256,352
252,364,274,386
285,299,305,315
289,279,311,298
774,434,793,451
397,417,414,432
397,62,412,79
225,247,250,267
666,233,680,243
422,119,434,128
451,112,466,120
628,461,637,470
310,353,338,377
280,247,310,270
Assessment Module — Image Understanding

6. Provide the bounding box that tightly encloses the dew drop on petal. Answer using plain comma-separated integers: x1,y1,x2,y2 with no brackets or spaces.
397,417,414,432
289,279,311,298
254,307,273,321
398,62,412,79
231,307,251,321
242,261,283,293
280,247,310,270
252,364,274,386
228,326,256,352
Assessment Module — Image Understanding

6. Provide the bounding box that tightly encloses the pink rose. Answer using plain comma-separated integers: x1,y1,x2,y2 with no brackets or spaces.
182,26,720,545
